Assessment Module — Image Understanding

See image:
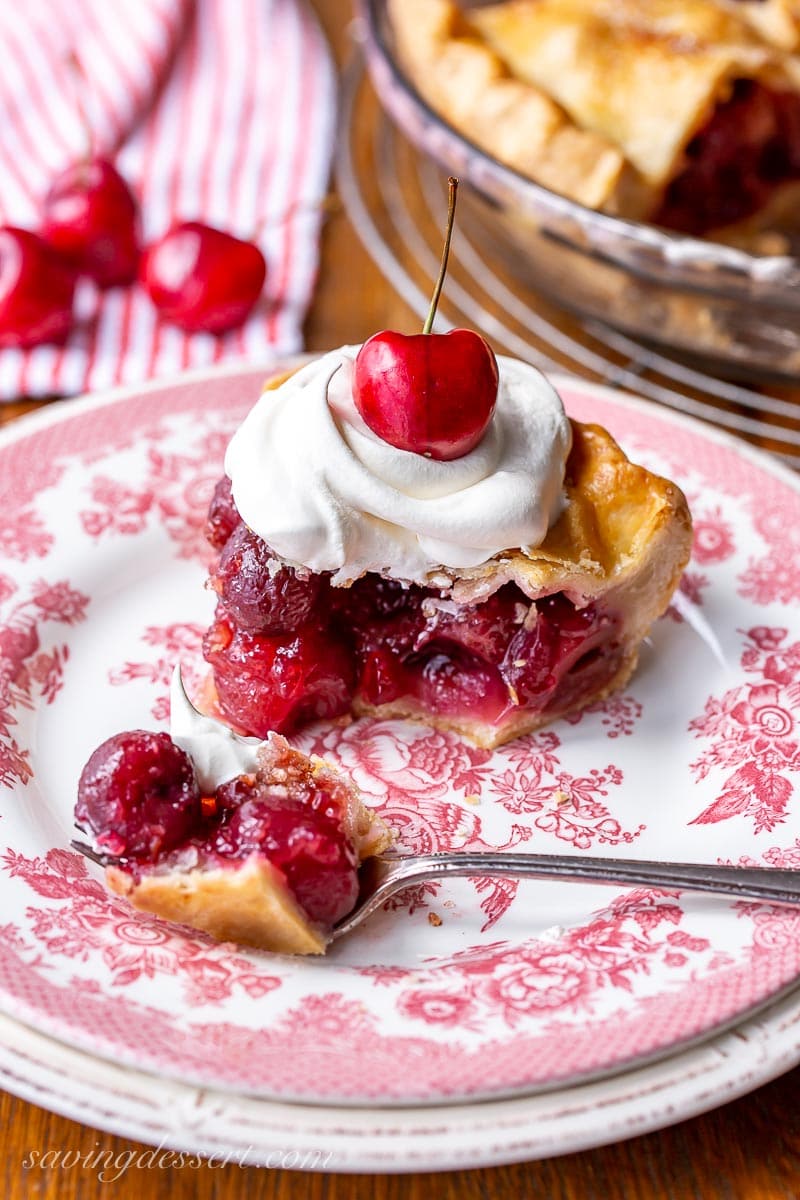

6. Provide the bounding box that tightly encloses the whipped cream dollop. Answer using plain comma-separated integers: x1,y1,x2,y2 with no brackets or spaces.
170,667,260,792
225,346,572,585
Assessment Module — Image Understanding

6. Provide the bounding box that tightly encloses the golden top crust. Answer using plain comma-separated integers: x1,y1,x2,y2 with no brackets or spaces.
722,0,800,49
472,0,800,186
387,0,800,216
386,0,640,213
432,420,692,610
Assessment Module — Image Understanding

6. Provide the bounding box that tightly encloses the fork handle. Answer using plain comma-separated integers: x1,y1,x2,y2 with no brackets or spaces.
377,853,800,906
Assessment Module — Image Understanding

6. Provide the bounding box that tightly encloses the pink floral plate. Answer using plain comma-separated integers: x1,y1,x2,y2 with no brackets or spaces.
2,364,800,1107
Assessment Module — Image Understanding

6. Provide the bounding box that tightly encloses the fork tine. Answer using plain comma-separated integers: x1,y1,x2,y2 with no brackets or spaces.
71,838,115,868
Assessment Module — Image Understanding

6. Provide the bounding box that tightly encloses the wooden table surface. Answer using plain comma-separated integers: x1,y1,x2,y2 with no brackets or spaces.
3,2,800,1196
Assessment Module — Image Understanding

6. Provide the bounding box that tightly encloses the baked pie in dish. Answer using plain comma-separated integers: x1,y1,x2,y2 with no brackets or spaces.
200,347,692,752
74,681,390,955
387,0,800,236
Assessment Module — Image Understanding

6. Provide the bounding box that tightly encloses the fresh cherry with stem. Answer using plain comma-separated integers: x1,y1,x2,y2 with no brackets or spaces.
353,177,499,461
41,157,141,288
0,227,77,349
139,221,267,334
40,56,140,288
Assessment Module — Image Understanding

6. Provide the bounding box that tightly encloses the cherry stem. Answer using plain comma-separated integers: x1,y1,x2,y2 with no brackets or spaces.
423,177,458,336
65,51,95,165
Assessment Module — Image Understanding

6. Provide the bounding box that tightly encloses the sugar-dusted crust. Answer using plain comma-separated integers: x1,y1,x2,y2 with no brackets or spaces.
353,421,693,749
386,0,642,215
434,420,692,606
387,0,800,222
106,733,391,955
471,0,800,187
723,0,800,49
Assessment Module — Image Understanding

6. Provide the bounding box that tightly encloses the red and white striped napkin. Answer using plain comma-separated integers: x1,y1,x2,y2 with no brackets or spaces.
0,0,337,397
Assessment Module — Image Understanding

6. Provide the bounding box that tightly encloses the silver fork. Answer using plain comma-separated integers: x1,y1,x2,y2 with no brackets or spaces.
332,853,800,939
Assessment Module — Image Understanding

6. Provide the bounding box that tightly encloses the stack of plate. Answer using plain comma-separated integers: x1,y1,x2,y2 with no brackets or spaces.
2,368,800,1168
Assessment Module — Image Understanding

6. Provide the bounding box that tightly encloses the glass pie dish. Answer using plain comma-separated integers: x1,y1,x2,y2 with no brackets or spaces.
356,0,800,380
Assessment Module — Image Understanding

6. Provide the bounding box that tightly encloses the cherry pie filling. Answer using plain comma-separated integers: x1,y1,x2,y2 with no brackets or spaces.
655,79,800,235
75,730,360,928
202,479,623,737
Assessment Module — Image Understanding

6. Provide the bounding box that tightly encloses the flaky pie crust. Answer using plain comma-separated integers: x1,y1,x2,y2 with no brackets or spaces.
388,0,800,225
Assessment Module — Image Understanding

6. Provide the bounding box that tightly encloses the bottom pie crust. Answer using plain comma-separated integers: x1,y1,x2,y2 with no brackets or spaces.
352,646,638,751
107,856,329,954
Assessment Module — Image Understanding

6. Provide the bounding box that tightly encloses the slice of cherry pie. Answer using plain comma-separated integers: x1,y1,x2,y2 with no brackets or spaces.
75,728,390,954
200,359,692,751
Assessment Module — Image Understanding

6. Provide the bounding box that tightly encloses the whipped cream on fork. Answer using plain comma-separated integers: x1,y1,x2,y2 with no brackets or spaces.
169,667,260,792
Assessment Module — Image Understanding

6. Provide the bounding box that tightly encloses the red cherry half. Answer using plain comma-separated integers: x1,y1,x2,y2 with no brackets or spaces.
0,227,76,349
353,328,498,460
41,158,140,288
139,222,266,334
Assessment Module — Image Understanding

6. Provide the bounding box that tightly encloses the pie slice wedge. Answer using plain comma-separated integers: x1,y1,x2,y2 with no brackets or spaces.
201,361,693,752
